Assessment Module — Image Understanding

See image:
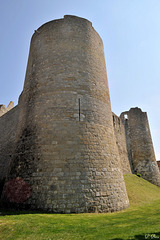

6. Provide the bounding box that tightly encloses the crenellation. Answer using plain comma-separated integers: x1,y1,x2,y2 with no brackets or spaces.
0,101,14,117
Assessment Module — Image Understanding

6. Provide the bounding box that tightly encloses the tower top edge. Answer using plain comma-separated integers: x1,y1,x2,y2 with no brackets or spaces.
64,15,92,24
36,15,92,32
120,107,147,117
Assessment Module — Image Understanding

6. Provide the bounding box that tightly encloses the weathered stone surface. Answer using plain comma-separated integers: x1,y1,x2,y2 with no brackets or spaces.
0,105,19,196
0,15,129,213
112,113,132,174
157,161,160,171
1,15,159,213
120,107,160,186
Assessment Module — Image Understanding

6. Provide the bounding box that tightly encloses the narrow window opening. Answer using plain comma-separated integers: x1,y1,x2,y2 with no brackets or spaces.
113,115,115,125
79,98,81,121
124,114,128,120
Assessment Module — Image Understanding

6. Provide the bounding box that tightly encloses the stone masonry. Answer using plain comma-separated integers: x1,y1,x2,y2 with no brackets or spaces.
0,15,129,213
120,108,160,186
0,15,160,213
112,113,132,174
157,161,160,171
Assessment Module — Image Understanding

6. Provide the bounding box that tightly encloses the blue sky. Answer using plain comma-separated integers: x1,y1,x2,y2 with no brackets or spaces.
1,0,160,159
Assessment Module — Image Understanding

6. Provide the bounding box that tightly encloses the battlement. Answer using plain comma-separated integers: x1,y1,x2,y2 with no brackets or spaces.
0,101,14,117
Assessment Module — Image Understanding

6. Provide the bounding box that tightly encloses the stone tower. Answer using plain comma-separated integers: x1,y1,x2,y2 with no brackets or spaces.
1,15,129,213
120,107,160,186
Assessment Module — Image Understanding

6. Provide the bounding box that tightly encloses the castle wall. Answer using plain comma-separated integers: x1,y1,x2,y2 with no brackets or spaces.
120,108,160,186
2,15,159,213
0,106,19,195
112,113,132,174
157,161,160,171
1,15,129,213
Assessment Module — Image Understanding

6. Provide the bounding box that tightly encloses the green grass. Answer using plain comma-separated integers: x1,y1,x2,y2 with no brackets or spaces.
124,174,160,205
1,174,160,240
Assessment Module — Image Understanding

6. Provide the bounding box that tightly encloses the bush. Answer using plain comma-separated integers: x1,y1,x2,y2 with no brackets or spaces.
136,173,142,178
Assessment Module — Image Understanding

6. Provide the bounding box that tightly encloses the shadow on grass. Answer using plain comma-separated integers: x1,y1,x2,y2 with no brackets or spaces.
0,208,56,216
113,232,160,240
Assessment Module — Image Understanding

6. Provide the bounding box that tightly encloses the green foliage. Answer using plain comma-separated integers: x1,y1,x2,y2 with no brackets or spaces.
1,174,160,240
136,173,142,177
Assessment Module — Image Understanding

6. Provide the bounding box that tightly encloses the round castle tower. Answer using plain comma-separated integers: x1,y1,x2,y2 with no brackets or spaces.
1,15,129,213
120,107,160,186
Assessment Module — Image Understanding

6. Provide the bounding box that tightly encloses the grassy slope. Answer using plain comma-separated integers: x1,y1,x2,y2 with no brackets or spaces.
124,174,160,205
1,174,160,240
